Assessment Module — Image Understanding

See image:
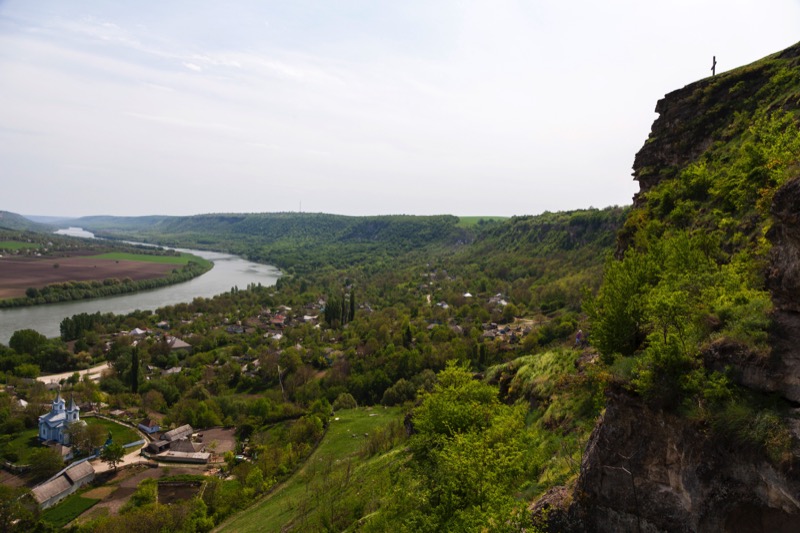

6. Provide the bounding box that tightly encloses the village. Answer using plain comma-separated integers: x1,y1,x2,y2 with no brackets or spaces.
0,278,544,528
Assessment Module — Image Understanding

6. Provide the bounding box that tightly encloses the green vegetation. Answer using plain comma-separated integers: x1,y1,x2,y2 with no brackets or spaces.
0,240,38,250
88,251,204,265
0,428,39,466
42,492,100,528
456,216,508,228
1,41,798,530
218,407,404,532
0,211,53,232
586,46,800,466
85,417,140,447
0,227,213,308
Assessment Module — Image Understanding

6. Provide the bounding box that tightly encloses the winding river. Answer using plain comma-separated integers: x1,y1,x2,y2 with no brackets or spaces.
0,229,281,344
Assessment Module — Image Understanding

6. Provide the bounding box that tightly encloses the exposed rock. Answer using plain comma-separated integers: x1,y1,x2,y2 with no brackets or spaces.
767,176,800,314
549,41,800,532
616,40,800,254
702,177,800,403
554,391,800,533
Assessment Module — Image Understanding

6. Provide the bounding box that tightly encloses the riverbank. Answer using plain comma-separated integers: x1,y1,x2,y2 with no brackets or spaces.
0,253,212,308
0,248,280,345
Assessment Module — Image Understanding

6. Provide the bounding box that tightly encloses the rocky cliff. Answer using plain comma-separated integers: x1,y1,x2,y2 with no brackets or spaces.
537,42,800,532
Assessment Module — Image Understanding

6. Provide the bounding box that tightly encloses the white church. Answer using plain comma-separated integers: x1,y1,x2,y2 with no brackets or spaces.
38,390,81,444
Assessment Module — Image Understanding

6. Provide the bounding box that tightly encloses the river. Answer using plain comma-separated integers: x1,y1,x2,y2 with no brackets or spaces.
0,229,281,344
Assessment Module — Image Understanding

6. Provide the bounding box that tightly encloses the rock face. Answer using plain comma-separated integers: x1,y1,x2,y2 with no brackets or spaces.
704,177,800,403
629,40,800,209
541,42,800,532
767,177,800,313
567,391,800,533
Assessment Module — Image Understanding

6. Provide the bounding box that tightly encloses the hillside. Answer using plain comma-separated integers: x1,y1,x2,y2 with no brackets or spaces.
539,40,800,531
0,211,53,232
75,212,469,272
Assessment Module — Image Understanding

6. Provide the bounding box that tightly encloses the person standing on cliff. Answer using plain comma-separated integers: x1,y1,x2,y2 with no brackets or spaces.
575,329,583,347
711,55,717,76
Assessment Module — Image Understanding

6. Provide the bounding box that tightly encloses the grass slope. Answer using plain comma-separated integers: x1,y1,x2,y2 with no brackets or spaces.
217,407,403,533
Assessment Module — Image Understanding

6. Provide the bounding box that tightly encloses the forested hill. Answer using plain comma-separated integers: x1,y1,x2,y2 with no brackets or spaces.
74,212,468,271
0,211,53,232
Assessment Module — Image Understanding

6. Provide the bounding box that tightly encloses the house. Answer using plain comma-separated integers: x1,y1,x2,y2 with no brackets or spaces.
170,439,204,453
162,424,193,442
145,440,170,454
156,450,211,464
166,336,192,353
39,392,81,445
32,461,95,509
50,443,73,462
138,419,161,435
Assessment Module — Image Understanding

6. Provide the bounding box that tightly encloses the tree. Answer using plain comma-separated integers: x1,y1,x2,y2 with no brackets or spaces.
584,250,655,360
65,422,106,454
131,347,140,394
0,485,36,533
100,442,125,471
29,447,63,482
9,329,47,357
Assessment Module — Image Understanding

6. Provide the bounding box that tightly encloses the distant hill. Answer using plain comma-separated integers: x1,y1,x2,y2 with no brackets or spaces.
23,215,77,225
0,211,54,232
74,212,469,272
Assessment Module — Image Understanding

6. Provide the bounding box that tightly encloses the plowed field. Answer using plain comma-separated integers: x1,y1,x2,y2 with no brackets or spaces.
0,256,174,299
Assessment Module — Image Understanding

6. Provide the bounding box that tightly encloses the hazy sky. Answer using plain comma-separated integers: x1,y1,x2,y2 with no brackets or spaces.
1,1,798,218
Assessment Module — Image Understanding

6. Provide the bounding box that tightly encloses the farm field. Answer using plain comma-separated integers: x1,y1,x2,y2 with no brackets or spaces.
0,241,39,251
74,465,206,525
88,252,198,264
0,253,206,299
42,492,100,528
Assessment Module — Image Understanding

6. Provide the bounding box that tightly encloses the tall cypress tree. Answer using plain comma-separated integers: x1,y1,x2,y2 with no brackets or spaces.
131,347,140,394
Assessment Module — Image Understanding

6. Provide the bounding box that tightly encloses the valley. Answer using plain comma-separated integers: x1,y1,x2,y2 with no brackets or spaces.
1,39,799,533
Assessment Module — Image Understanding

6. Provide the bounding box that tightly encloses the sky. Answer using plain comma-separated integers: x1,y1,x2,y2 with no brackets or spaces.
1,1,799,218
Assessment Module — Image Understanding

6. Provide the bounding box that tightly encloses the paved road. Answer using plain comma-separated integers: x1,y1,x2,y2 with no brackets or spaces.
36,362,111,385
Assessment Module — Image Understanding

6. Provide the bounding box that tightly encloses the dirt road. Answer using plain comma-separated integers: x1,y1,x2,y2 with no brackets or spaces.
37,361,111,385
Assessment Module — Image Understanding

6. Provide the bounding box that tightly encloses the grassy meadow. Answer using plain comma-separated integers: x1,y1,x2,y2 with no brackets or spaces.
0,241,38,250
217,407,405,533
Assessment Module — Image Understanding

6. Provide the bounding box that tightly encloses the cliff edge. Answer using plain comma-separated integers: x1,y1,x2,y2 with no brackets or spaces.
538,41,800,533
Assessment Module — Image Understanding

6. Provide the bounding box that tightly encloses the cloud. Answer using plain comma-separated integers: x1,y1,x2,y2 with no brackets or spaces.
1,0,799,217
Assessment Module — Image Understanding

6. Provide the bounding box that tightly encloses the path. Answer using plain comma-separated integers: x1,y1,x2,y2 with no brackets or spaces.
90,446,150,474
36,361,110,385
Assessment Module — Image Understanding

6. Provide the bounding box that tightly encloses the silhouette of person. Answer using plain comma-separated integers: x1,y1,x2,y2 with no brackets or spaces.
711,56,717,76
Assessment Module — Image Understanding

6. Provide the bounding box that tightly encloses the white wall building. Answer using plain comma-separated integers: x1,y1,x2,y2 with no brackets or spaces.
38,391,80,444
